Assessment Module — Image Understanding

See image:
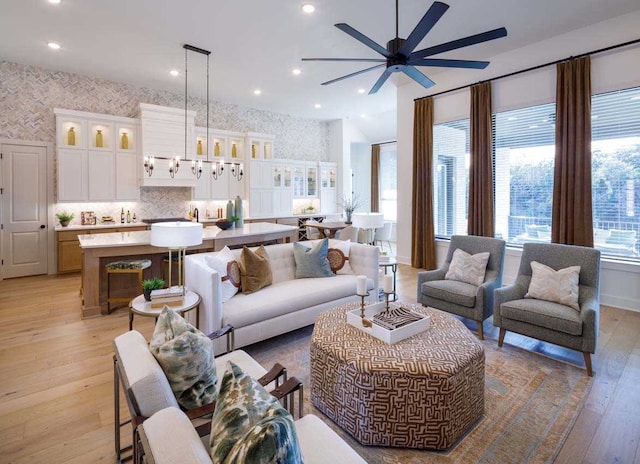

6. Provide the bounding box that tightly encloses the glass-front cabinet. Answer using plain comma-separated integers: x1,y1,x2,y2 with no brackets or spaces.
293,165,306,197
306,166,317,197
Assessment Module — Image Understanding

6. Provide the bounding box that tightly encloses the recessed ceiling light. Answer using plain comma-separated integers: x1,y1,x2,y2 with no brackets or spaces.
302,4,315,13
314,103,321,109
254,89,262,95
292,68,302,76
360,114,367,119
357,88,366,94
47,42,61,50
169,69,179,77
48,0,61,4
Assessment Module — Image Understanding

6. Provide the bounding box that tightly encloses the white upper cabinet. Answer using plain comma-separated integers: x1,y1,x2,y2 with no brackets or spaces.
246,132,275,160
55,108,139,202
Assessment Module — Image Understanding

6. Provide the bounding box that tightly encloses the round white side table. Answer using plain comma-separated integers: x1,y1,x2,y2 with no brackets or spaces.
129,290,201,330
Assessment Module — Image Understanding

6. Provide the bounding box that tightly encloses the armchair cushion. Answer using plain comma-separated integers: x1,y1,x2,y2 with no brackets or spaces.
422,280,477,307
240,245,273,294
445,248,490,286
149,307,218,410
293,238,334,279
209,362,302,464
499,298,583,336
525,261,580,311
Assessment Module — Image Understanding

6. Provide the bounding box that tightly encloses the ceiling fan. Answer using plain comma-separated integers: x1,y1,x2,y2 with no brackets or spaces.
302,0,507,94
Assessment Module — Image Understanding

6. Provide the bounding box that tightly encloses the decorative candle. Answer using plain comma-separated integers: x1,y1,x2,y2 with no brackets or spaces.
356,275,367,296
383,275,393,294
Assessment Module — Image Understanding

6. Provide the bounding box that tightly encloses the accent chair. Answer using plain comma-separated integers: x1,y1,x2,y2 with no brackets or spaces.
417,235,506,340
494,242,600,376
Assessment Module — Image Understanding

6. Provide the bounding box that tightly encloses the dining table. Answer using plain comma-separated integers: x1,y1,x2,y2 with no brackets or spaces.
311,221,348,239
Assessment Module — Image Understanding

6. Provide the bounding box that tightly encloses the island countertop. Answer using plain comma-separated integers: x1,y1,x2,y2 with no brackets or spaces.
79,222,297,318
78,222,297,249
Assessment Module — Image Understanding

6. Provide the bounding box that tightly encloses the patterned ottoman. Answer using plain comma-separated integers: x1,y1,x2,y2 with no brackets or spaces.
310,304,485,450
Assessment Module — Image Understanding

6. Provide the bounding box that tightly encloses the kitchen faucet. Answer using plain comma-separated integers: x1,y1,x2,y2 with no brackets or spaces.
193,208,199,222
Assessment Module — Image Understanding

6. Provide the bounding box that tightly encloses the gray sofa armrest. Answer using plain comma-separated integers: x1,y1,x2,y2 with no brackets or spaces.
476,270,501,320
416,268,447,302
579,286,599,353
493,283,526,327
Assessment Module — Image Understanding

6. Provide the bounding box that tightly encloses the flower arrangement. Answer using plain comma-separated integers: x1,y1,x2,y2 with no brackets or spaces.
339,194,362,223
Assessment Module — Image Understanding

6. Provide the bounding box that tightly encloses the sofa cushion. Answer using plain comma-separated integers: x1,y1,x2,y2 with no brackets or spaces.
149,307,218,410
421,279,477,307
500,298,583,336
140,407,212,464
209,362,302,464
526,261,580,311
204,246,240,303
295,414,366,464
293,238,334,279
240,245,273,294
223,275,370,329
445,248,489,286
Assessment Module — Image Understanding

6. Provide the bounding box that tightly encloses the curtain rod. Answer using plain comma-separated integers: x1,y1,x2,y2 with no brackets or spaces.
373,140,397,146
414,37,640,102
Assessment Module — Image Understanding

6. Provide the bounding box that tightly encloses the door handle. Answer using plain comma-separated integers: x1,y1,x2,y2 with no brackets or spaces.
40,225,46,229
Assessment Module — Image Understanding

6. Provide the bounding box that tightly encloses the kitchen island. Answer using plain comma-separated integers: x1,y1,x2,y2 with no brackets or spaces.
78,222,297,318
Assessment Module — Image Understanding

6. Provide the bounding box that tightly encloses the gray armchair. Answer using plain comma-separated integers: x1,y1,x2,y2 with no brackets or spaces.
417,235,506,340
494,242,600,376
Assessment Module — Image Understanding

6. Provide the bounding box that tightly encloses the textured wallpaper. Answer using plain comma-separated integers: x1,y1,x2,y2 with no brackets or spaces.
0,60,329,160
1,60,332,219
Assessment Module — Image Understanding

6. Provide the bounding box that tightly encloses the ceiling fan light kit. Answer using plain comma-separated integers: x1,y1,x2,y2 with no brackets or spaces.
302,0,507,94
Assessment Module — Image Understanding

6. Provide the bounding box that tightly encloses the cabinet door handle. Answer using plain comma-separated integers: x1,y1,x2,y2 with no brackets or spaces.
40,225,46,229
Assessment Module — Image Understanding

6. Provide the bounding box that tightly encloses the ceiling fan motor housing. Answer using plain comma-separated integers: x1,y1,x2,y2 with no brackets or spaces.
387,38,408,71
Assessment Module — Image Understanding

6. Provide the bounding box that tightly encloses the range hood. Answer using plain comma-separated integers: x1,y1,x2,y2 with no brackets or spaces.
139,103,198,187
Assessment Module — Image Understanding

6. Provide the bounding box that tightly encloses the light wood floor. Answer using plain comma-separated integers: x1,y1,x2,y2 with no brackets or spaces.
0,267,639,463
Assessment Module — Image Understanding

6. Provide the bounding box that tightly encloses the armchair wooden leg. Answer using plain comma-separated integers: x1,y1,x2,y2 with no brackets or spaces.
477,321,484,340
583,352,593,377
498,328,506,347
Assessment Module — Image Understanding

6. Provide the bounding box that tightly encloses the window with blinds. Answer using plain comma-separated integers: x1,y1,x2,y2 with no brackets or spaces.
591,86,640,259
492,103,556,244
433,120,469,237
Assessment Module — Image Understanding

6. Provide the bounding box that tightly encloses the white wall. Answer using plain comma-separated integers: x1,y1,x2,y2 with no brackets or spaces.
398,10,640,311
328,119,372,215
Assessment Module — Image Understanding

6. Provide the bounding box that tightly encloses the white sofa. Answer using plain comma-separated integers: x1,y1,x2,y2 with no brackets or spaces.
184,240,379,350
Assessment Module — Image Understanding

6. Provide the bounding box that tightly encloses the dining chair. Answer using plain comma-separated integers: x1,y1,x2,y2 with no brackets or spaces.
374,222,393,251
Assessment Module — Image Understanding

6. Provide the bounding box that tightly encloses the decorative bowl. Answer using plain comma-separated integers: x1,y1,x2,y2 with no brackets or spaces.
215,219,234,230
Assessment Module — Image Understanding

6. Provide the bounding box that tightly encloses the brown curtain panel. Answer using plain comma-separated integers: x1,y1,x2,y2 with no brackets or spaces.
552,56,594,247
411,98,436,269
371,144,381,212
468,81,495,237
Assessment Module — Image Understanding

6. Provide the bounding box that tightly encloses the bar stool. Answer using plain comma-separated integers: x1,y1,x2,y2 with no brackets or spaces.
106,259,152,313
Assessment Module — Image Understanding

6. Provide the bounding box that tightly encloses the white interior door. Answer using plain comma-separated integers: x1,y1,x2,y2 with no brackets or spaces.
1,143,48,278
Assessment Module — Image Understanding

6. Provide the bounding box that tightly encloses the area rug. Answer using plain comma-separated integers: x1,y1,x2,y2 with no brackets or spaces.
244,315,592,464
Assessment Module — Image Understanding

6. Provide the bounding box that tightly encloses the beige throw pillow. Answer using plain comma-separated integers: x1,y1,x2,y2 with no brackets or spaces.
239,245,272,294
445,248,490,286
525,261,581,311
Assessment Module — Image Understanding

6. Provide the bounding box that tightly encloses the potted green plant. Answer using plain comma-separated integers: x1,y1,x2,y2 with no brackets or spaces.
56,211,74,227
338,194,362,224
142,277,165,301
